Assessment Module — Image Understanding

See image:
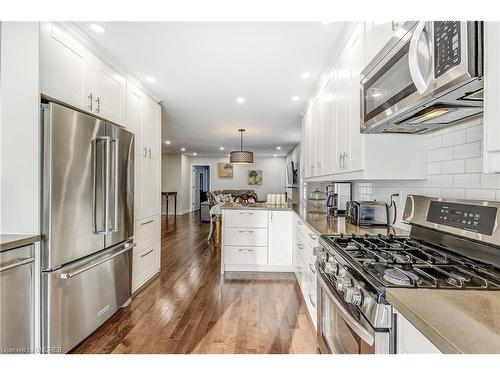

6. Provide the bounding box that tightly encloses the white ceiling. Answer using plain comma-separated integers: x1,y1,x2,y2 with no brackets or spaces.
75,22,348,156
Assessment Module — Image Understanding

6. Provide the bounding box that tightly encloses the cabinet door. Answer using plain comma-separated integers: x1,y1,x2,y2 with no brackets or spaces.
148,156,162,216
315,91,325,176
40,22,91,111
301,113,308,179
347,23,365,173
321,75,335,175
335,54,349,174
134,153,146,220
310,98,319,177
268,211,293,266
91,57,127,125
396,310,441,354
126,83,144,153
142,98,161,159
303,109,313,178
484,22,500,173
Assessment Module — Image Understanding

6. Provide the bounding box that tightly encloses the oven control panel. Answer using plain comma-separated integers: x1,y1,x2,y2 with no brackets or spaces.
434,21,461,78
427,200,497,235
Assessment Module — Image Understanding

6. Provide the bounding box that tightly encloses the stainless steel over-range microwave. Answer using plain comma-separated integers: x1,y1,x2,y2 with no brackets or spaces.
360,21,483,134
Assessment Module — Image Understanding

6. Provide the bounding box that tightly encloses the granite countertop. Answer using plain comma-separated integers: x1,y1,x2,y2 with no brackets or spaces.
221,202,408,236
0,234,41,252
387,288,500,354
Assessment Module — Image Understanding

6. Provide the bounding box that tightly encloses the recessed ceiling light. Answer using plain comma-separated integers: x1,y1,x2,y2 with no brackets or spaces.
219,146,224,151
276,146,281,150
145,76,156,83
89,24,105,33
180,148,186,152
164,140,171,145
292,96,300,101
301,72,311,79
236,97,246,103
274,154,278,157
193,152,197,156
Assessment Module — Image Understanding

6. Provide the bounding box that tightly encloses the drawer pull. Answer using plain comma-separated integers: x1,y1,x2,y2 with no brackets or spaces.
297,243,304,250
309,233,318,241
297,221,303,225
308,263,316,274
237,248,254,252
309,293,317,308
313,247,319,256
141,219,154,226
141,249,154,258
238,230,254,233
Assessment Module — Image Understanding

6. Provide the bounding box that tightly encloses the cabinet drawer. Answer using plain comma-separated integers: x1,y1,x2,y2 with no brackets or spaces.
132,242,159,292
224,246,268,265
224,210,268,228
134,216,160,250
225,227,268,246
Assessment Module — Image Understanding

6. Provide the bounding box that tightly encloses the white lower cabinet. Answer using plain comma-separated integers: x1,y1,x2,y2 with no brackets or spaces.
395,309,441,354
294,218,318,330
132,215,161,293
268,211,293,266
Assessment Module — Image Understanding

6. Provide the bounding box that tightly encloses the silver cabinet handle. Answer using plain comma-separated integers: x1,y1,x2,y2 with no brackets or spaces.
148,147,151,159
0,257,35,272
308,293,317,308
237,248,254,252
297,221,303,226
343,152,348,170
88,93,93,110
297,243,304,249
309,233,318,241
59,243,136,279
309,263,316,275
143,147,147,158
238,230,254,233
141,249,154,258
141,219,154,226
238,212,254,215
96,96,101,113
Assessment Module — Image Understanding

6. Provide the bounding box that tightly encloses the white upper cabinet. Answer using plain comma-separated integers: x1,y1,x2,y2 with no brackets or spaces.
301,22,426,182
126,83,144,150
40,23,91,110
40,23,126,126
484,22,500,174
89,56,127,125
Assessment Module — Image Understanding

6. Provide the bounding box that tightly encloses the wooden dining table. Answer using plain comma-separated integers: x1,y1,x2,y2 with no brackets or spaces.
162,191,177,216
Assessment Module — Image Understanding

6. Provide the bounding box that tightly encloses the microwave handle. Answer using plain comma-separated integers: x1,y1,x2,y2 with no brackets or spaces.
409,21,429,94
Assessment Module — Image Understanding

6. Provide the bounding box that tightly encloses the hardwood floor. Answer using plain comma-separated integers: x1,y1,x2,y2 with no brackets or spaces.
72,212,318,354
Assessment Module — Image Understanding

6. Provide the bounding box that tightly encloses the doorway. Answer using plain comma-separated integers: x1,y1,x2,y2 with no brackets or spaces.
192,165,210,211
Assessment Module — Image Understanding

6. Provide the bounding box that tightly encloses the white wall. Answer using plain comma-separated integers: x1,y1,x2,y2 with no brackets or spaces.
189,156,287,202
351,119,500,231
0,22,40,234
161,153,182,214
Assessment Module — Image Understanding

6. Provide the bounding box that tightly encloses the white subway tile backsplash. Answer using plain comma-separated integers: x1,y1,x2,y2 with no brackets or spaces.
465,157,483,173
453,142,481,159
441,188,466,199
427,162,442,175
429,147,453,162
466,125,483,143
453,174,480,188
442,130,466,147
480,174,500,190
465,189,496,201
429,174,454,188
442,159,465,174
426,136,442,150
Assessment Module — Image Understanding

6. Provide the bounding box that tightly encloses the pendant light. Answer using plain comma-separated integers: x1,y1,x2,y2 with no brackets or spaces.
230,129,253,164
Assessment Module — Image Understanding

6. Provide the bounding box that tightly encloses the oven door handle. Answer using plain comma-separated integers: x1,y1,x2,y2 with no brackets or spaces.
319,274,375,346
409,21,430,94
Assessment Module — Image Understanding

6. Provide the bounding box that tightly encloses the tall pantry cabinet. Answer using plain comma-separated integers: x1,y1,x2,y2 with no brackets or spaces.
40,22,162,293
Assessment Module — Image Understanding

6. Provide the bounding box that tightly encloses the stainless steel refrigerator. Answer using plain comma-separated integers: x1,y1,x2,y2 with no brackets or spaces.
41,102,135,353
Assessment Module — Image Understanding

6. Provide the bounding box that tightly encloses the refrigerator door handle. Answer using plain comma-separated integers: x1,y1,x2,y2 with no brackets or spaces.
59,242,136,279
92,137,109,234
109,138,119,232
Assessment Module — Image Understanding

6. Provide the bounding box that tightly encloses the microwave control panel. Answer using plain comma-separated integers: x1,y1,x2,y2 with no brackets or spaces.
427,201,497,235
434,21,461,78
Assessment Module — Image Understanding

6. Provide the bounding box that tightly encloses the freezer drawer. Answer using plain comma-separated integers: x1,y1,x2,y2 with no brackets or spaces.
0,245,35,354
41,241,133,353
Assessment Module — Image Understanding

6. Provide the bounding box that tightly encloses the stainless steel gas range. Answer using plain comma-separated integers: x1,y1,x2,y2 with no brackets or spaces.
316,195,500,354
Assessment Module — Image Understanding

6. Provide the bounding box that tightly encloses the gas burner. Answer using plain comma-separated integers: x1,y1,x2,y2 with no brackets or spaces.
383,268,419,286
391,252,412,264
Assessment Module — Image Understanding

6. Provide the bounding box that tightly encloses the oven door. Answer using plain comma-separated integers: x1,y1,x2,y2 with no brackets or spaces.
316,272,391,354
